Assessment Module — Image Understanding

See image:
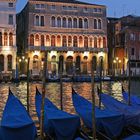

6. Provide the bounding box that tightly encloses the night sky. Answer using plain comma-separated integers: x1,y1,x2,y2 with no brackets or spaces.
16,0,140,17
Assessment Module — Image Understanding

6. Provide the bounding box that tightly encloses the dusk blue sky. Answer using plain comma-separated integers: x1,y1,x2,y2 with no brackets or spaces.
16,0,140,17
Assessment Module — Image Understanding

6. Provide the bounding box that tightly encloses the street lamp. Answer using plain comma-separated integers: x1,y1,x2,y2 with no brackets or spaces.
113,57,121,76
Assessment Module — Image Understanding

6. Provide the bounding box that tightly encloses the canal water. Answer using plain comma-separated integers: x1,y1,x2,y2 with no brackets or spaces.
0,80,140,126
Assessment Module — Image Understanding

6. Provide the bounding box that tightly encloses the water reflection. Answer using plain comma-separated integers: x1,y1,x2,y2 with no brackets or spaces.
0,81,138,123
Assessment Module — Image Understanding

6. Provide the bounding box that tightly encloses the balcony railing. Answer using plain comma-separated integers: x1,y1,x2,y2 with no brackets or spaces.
28,46,108,52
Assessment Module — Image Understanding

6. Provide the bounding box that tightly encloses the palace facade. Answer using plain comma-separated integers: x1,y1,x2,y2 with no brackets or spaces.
17,0,108,78
0,0,17,79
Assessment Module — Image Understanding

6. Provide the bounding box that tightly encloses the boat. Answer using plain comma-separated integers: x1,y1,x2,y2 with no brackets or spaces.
122,89,140,106
35,88,80,140
72,88,125,138
123,135,140,140
0,89,37,140
99,92,140,127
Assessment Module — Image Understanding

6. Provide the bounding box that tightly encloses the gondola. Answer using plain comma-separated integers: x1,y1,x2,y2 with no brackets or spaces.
99,91,140,127
72,88,125,138
35,88,80,140
0,89,37,140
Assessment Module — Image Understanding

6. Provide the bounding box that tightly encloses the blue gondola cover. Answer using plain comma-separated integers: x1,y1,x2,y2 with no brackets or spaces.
35,89,80,140
0,90,37,140
72,90,124,138
123,135,140,140
101,93,140,127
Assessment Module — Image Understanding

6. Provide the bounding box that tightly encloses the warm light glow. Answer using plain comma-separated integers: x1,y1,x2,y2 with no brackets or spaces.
50,51,57,57
113,60,116,63
119,60,121,63
22,56,25,60
3,46,11,51
34,51,40,56
19,59,21,62
25,59,28,62
83,51,89,57
98,52,104,58
67,51,73,56
116,57,119,60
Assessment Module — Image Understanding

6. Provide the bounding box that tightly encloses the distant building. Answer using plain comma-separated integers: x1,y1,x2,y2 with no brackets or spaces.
0,0,17,80
17,0,108,78
108,15,140,76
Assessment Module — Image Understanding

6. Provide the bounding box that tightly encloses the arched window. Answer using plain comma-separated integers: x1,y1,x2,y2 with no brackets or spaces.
51,35,55,46
35,34,39,46
7,55,12,71
76,56,81,74
57,35,61,47
98,37,102,48
59,55,64,73
62,36,67,47
84,18,88,29
73,18,77,28
33,55,39,69
35,15,39,26
84,37,88,48
4,32,8,46
94,19,97,29
79,18,83,28
52,55,56,61
68,18,72,28
79,36,83,47
68,36,72,47
94,37,97,48
98,19,102,29
62,17,67,28
41,35,44,46
103,37,106,48
46,35,50,46
41,16,44,26
92,56,97,71
30,34,34,46
73,36,78,47
89,37,92,47
57,17,61,27
0,55,4,71
51,16,55,27
9,33,13,46
0,32,2,46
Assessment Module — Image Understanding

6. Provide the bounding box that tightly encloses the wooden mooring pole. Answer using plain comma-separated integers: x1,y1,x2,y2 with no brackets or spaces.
27,57,30,113
91,61,96,140
99,58,103,109
60,62,63,110
40,51,48,140
128,59,131,105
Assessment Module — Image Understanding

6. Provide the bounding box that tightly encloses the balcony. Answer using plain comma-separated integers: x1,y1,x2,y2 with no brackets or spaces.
28,46,108,53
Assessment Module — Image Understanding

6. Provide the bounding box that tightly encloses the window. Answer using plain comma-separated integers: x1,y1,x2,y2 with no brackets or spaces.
103,37,106,48
131,48,135,55
94,19,97,29
7,55,12,71
62,6,67,10
98,8,102,13
35,4,40,9
68,18,72,28
41,4,45,9
84,19,88,29
30,34,34,46
35,34,39,46
79,18,83,28
89,38,92,47
68,6,72,10
62,36,67,47
46,35,50,46
51,35,55,46
51,16,55,27
84,37,88,48
130,33,136,40
84,8,88,12
73,36,78,47
57,17,61,27
73,6,77,10
41,35,44,46
9,15,13,25
4,33,8,46
93,8,97,13
0,55,4,71
57,35,61,47
62,17,67,28
35,15,39,26
98,19,102,29
33,55,39,69
94,37,97,48
68,36,72,47
9,33,13,46
9,3,13,7
51,5,56,10
79,36,83,47
73,18,77,28
40,16,44,26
